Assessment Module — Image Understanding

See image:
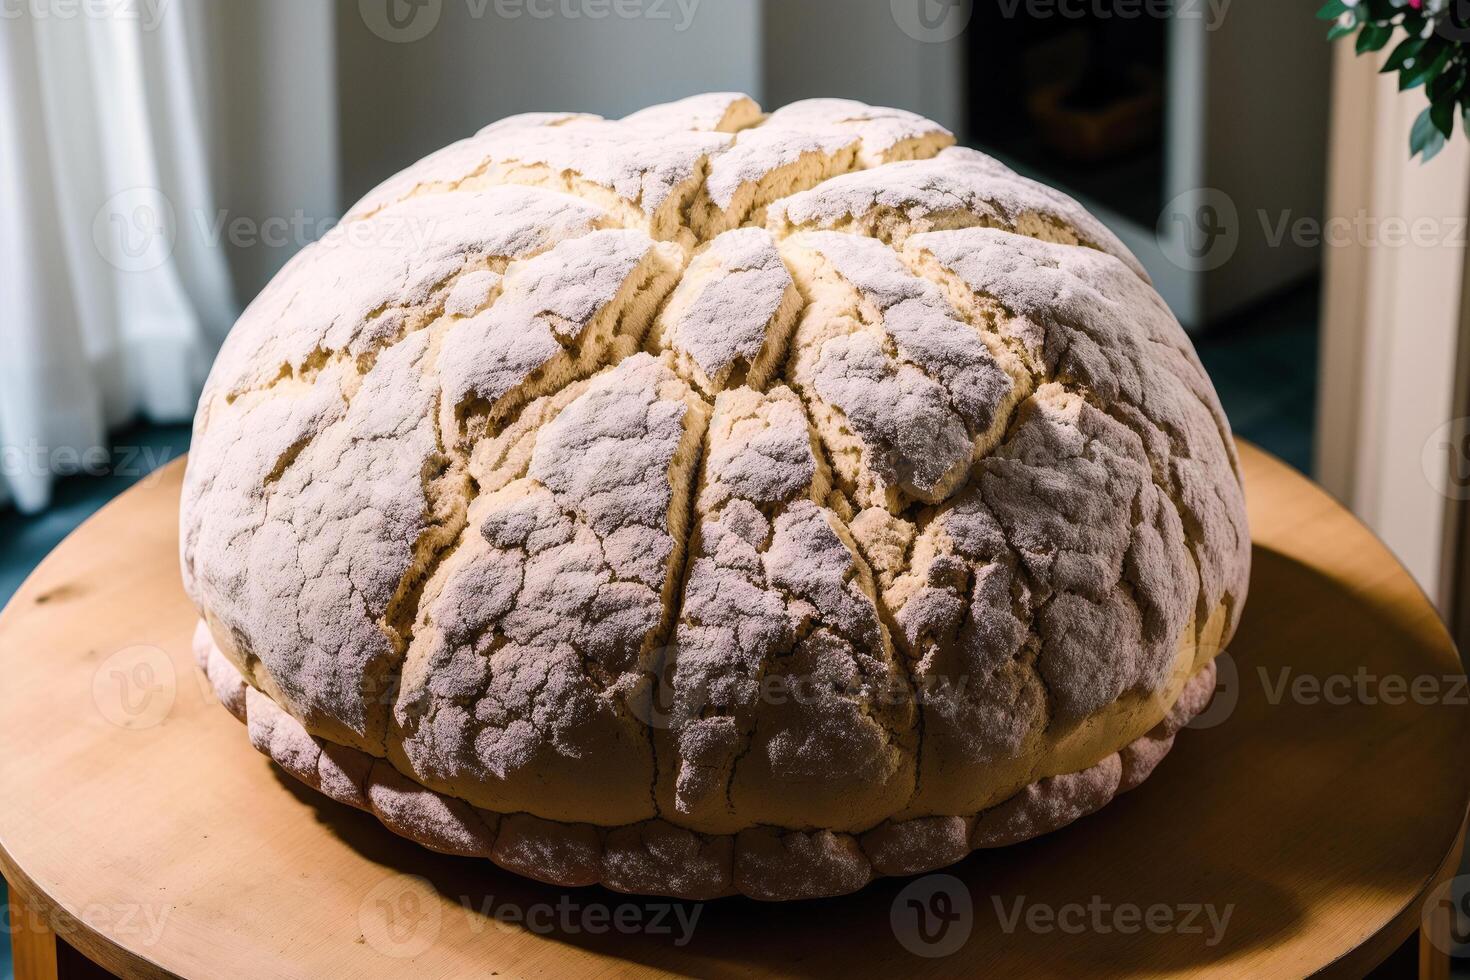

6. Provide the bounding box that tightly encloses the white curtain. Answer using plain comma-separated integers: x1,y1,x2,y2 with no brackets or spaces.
0,1,338,513
0,3,231,511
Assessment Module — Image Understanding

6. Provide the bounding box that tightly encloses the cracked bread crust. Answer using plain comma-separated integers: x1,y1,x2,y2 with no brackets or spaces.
197,621,1219,900
181,94,1248,900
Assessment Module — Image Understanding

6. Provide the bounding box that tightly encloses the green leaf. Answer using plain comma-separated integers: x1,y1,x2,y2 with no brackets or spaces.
1429,63,1467,101
1357,22,1394,53
1421,130,1447,162
1382,36,1426,73
1328,19,1358,41
1401,41,1452,90
1316,0,1349,20
1432,95,1457,139
1411,104,1447,160
1411,105,1435,152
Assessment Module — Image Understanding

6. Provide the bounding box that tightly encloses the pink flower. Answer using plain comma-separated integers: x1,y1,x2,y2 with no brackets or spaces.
1409,0,1423,8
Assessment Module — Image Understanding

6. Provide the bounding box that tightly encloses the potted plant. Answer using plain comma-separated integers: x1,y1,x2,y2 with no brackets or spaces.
1321,0,1470,161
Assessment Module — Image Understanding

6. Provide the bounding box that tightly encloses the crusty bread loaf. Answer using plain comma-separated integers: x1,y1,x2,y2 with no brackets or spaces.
181,93,1249,900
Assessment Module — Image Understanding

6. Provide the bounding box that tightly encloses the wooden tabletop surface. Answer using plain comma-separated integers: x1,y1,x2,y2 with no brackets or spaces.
0,443,1466,979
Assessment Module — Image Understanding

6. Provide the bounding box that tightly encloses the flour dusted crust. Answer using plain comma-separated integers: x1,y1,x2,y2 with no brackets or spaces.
621,92,762,134
768,145,1146,280
182,95,1248,901
649,228,802,395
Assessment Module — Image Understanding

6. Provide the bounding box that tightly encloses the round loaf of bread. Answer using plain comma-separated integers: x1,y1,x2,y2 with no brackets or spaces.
181,93,1249,901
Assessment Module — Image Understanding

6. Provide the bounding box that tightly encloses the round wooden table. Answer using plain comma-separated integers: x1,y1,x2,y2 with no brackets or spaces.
0,443,1466,979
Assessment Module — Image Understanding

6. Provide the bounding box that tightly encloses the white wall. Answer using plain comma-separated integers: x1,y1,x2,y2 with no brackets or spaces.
761,0,965,137
335,0,762,206
202,0,339,299
1318,43,1470,603
333,1,972,212
1199,0,1331,322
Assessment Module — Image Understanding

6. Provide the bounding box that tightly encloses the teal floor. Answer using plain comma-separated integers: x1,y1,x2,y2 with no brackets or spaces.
1193,283,1319,475
0,422,193,606
0,284,1317,975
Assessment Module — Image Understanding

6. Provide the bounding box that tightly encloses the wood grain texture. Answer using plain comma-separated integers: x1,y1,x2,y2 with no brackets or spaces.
0,443,1465,979
7,895,59,980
